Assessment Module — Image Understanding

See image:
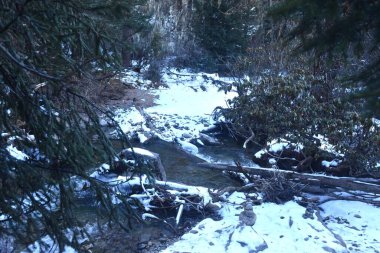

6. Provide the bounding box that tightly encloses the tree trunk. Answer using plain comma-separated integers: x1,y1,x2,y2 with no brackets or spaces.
122,25,133,68
198,163,380,194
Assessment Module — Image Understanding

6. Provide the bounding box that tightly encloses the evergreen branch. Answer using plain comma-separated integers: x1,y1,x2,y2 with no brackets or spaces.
0,0,33,34
65,89,110,115
0,43,61,81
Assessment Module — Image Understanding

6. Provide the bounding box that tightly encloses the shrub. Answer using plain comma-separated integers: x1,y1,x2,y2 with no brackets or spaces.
215,71,380,176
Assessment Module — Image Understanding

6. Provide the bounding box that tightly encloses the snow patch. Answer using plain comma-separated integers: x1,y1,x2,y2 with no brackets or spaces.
314,134,343,156
113,68,236,150
322,160,341,168
164,193,347,253
320,200,380,253
254,149,267,159
6,145,29,160
175,139,199,155
268,142,290,153
113,107,146,134
126,147,156,158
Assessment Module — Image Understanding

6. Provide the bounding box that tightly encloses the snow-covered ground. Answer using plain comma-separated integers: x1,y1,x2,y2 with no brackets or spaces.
113,68,235,157
19,169,380,253
320,200,380,252
45,167,380,253
164,191,380,253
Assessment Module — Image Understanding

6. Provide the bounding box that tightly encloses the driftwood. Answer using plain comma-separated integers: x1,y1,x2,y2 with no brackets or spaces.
198,163,380,195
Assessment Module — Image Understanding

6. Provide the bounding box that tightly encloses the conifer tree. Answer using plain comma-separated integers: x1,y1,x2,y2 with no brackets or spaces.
269,0,380,116
192,0,255,72
0,0,148,250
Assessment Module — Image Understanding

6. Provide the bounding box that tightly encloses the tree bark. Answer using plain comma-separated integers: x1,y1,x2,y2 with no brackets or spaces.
122,25,133,68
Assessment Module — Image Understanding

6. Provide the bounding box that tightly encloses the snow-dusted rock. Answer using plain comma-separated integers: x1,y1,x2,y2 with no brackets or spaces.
199,133,222,146
125,147,156,158
239,202,257,226
175,139,199,155
119,147,166,181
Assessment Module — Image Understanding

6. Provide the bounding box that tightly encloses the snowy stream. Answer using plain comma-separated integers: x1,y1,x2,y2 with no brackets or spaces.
13,68,380,252
111,68,380,253
133,138,254,188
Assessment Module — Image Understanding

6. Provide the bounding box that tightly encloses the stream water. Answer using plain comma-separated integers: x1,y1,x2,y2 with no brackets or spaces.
136,138,248,188
67,138,260,252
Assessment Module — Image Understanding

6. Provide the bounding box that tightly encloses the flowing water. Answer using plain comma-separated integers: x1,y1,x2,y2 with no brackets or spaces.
69,137,259,252
137,138,246,188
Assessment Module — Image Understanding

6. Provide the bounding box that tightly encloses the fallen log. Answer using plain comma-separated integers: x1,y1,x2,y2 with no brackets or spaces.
198,163,380,195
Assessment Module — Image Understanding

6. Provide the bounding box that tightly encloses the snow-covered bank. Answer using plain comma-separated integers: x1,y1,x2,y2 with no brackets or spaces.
110,69,380,253
320,200,380,252
114,69,235,140
85,167,380,253
163,192,355,253
113,68,243,164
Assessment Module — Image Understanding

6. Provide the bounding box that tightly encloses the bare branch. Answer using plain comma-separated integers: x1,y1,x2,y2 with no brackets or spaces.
243,127,255,149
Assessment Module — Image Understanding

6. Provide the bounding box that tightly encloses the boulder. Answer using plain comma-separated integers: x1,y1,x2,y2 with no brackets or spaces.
199,133,222,146
115,147,167,181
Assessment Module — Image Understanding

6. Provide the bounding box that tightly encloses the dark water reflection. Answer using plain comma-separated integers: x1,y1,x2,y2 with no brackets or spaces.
137,139,243,189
